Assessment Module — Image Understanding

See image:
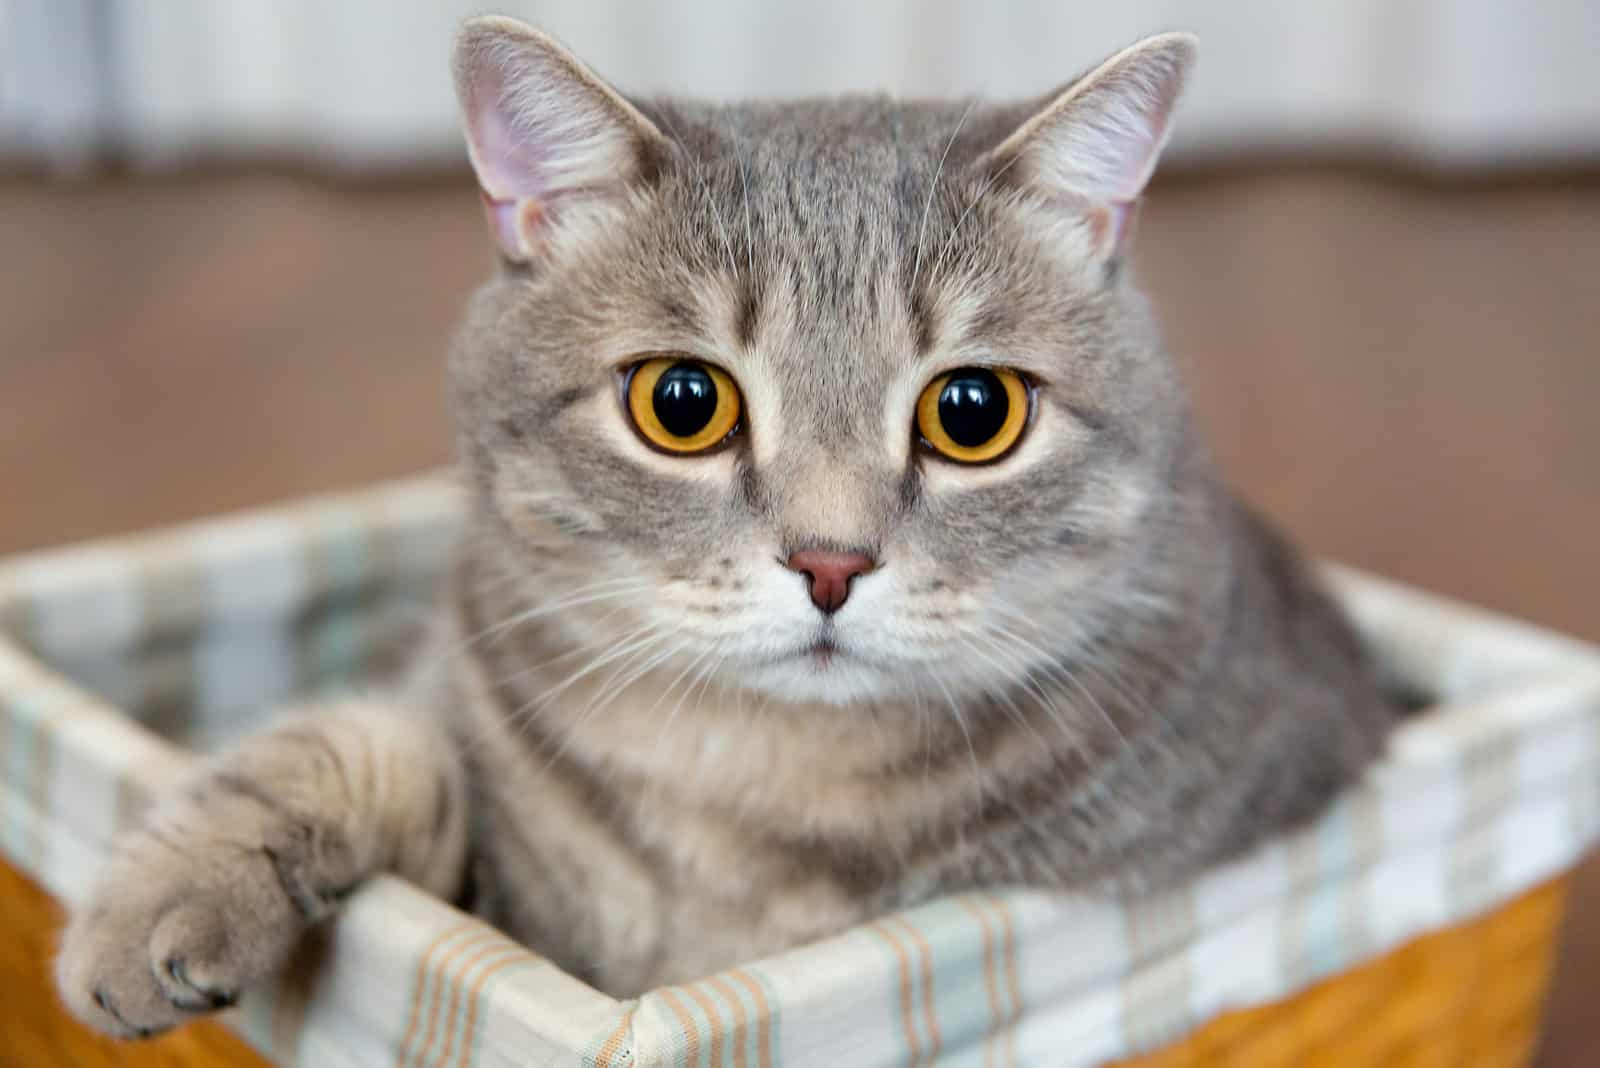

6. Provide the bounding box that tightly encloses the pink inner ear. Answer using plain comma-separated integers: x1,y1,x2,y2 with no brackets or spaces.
1079,201,1131,257
1108,200,1137,248
462,58,560,258
1068,197,1139,258
463,53,644,261
465,63,545,202
1095,94,1175,206
479,190,531,259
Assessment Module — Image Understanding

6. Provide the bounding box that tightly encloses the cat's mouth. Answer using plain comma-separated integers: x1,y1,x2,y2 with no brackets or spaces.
756,635,853,669
746,634,896,682
805,638,841,665
739,632,909,703
796,636,895,672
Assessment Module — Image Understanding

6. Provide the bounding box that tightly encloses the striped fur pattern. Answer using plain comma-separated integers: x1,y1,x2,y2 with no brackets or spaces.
56,17,1401,1039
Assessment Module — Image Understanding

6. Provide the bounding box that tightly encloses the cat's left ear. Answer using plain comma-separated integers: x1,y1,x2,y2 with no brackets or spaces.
452,16,669,262
987,33,1196,256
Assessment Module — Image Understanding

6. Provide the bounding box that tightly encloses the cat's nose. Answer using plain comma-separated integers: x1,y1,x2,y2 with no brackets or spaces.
785,549,876,615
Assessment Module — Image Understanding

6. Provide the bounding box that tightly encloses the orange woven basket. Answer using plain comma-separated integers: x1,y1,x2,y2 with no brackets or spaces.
0,864,1570,1068
1115,877,1569,1068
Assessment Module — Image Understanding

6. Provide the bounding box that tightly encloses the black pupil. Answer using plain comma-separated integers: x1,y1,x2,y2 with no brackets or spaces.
652,363,719,438
937,369,1010,448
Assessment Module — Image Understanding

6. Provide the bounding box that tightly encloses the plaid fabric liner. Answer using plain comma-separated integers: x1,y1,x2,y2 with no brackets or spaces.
3,475,1598,1067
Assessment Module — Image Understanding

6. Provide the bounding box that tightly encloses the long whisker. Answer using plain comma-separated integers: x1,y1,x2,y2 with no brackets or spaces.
968,629,1086,758
912,99,976,287
655,104,739,278
927,668,985,811
926,145,1028,284
584,635,682,714
962,618,1075,724
523,621,677,713
724,112,756,279
539,633,688,772
673,652,727,750
920,695,934,792
450,619,674,766
650,644,718,751
490,621,667,726
456,581,651,651
478,599,658,690
953,632,1053,753
688,650,725,710
982,615,1146,776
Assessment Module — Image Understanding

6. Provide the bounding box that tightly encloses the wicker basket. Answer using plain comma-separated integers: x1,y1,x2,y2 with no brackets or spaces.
2,476,1597,1068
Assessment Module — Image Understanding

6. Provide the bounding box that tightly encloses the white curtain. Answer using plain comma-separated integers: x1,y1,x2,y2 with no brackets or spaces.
4,0,1599,172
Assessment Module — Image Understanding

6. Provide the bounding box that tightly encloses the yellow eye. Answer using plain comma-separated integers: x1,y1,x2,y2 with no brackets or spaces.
625,357,743,454
916,367,1031,463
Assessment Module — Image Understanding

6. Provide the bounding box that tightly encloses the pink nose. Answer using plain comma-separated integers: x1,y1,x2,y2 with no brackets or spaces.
785,549,876,615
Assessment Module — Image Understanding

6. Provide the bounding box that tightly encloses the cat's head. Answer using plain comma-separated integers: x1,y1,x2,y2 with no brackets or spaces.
449,17,1197,707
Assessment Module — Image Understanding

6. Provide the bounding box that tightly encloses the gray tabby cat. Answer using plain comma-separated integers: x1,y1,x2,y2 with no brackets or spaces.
58,16,1399,1038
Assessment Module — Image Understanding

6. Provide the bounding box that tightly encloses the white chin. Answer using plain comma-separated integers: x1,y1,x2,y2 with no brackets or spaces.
743,656,901,706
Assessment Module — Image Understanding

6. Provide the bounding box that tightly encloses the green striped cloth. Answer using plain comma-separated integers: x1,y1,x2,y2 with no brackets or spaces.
3,476,1598,1067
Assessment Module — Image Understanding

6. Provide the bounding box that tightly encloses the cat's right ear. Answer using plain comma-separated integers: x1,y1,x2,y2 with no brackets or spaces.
452,17,668,262
986,33,1196,257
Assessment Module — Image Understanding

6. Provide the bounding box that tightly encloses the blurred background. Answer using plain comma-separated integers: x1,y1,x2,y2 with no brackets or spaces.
1,1,1596,1064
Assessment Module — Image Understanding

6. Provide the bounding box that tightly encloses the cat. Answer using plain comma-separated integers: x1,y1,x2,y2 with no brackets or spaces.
57,16,1400,1038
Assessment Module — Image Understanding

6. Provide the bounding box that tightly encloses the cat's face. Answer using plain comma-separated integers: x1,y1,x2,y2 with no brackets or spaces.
451,19,1194,707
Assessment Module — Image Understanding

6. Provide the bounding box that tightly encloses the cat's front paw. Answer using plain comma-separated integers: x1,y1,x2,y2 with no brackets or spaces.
56,784,357,1038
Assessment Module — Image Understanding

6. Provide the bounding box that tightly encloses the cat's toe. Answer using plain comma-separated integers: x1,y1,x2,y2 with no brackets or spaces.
146,892,292,1013
160,956,238,1011
56,909,191,1038
57,840,310,1038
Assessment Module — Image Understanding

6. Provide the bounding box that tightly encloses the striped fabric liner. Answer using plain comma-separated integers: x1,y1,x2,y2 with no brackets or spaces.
3,476,1598,1067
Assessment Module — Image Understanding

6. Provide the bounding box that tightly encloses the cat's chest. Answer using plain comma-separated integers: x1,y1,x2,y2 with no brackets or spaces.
479,764,878,994
453,643,1006,991
539,676,987,847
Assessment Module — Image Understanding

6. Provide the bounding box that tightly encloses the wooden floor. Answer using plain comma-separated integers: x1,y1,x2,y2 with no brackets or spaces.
1,169,1596,1065
0,861,270,1067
